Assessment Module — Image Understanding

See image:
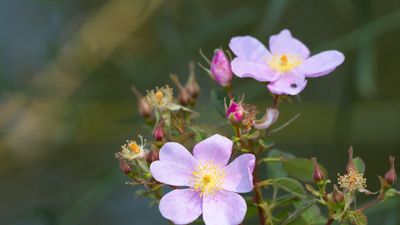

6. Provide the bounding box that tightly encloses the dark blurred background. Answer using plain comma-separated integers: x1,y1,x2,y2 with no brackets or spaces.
1,0,400,224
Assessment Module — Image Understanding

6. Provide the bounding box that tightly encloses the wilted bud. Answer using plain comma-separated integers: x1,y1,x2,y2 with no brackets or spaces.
131,86,152,118
170,74,191,106
312,157,325,182
226,100,245,125
385,155,397,185
211,49,233,87
185,62,200,99
153,122,165,141
115,153,132,175
254,108,279,130
332,184,344,203
346,146,356,173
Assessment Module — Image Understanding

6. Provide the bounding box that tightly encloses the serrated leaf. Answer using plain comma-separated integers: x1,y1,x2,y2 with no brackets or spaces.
267,149,295,178
353,157,366,173
283,158,328,183
272,177,306,198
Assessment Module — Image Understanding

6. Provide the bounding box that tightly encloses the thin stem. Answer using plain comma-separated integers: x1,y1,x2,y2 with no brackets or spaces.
325,218,334,225
272,95,281,108
253,162,267,225
357,195,384,212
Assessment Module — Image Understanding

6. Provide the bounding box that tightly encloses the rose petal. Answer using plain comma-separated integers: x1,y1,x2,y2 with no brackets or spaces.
269,29,310,58
229,36,271,63
203,190,247,225
301,50,345,77
231,57,280,82
222,154,255,193
159,189,203,224
150,142,197,186
193,134,232,166
267,72,307,95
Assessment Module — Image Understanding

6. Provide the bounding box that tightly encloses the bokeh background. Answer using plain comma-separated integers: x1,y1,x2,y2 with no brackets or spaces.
1,0,400,224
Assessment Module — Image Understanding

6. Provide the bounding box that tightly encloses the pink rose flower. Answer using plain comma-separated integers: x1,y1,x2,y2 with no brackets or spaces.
150,134,255,225
229,29,345,95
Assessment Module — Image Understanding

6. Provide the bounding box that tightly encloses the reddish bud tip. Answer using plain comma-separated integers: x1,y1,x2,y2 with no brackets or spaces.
385,155,397,185
146,148,159,163
312,157,325,182
332,184,344,203
346,146,356,173
185,62,200,99
115,153,132,175
211,49,233,87
153,125,165,141
226,100,245,125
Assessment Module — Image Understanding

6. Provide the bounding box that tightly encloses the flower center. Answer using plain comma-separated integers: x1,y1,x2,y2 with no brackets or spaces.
128,142,141,154
338,169,367,192
155,90,164,105
267,53,302,73
192,161,224,197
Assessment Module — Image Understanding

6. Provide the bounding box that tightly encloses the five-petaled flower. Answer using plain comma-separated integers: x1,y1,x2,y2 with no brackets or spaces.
150,134,255,225
229,29,345,95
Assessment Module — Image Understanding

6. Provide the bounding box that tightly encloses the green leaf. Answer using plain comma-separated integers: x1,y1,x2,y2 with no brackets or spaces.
282,158,328,183
293,200,326,225
210,89,227,118
281,199,319,225
353,157,366,173
272,177,306,198
267,149,295,178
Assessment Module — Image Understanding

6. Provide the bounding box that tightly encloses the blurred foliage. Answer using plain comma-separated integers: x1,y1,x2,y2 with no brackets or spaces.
1,0,400,224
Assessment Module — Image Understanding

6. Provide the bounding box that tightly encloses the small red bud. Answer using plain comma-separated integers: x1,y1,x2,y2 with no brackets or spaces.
312,157,324,182
131,86,152,119
170,74,191,106
146,148,159,163
115,153,132,175
153,125,165,141
332,184,344,203
346,146,356,173
385,155,397,185
185,62,200,99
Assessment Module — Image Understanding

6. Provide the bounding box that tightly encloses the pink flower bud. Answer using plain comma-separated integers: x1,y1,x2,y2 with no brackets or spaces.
226,100,245,125
211,49,233,87
312,157,324,182
185,62,200,99
146,148,159,163
153,125,165,141
385,156,397,185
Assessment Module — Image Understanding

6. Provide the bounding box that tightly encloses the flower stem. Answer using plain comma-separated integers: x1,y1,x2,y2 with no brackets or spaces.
253,162,267,225
325,218,334,225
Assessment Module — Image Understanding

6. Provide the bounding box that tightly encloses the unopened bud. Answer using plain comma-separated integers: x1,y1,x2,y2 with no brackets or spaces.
226,100,245,125
131,86,152,118
254,108,279,130
211,49,233,87
115,153,132,175
170,74,191,106
153,123,165,142
346,146,356,173
332,184,344,203
185,62,200,99
312,157,324,182
385,155,397,185
146,148,159,163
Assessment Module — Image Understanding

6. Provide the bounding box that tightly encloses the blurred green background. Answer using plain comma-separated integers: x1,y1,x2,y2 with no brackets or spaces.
1,0,400,224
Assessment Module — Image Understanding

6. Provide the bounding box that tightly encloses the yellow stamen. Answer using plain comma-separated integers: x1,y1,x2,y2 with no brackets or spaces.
155,90,164,104
128,142,140,154
192,161,224,197
268,53,302,73
338,169,367,192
